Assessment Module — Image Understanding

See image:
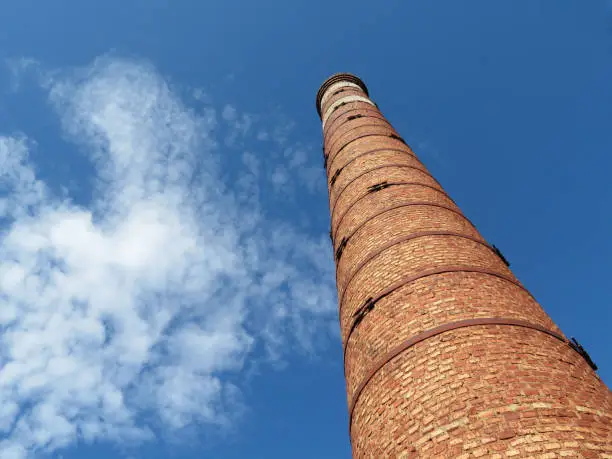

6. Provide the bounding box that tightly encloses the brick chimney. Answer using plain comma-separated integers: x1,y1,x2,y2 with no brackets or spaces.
316,73,612,457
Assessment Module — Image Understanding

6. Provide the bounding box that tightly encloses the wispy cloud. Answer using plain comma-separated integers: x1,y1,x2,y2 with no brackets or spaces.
4,58,39,93
220,104,254,147
0,57,336,458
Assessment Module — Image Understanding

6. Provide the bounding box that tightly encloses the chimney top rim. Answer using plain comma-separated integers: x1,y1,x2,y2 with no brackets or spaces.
316,73,369,118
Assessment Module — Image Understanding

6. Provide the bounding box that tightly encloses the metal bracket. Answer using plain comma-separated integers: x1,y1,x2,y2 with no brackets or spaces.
330,167,343,187
335,236,349,262
367,181,391,193
569,337,598,371
492,244,510,267
389,133,407,145
352,297,376,327
347,114,365,121
331,101,347,115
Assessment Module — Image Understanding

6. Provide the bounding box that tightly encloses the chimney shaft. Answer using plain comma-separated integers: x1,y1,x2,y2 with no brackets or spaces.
317,73,612,457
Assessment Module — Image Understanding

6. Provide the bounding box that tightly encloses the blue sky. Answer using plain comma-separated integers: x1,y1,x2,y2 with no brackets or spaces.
0,1,610,458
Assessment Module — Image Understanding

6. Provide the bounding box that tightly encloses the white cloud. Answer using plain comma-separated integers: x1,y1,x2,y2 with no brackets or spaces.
4,58,39,92
271,166,290,191
0,57,336,457
221,104,237,121
286,147,307,168
222,106,254,147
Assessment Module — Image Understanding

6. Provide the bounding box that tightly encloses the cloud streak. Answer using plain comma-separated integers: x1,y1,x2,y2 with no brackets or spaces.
0,57,336,458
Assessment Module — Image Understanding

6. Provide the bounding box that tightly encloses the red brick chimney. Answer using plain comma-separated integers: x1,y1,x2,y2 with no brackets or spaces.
316,73,612,457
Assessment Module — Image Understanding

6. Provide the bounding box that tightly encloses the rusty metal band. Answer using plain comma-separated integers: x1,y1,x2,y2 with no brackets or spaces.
337,231,498,309
327,151,427,192
347,317,567,436
331,87,357,96
321,87,371,118
332,185,457,253
332,183,453,247
331,172,447,243
336,202,478,251
339,265,531,322
323,99,379,130
327,148,418,190
330,163,436,217
327,123,397,158
326,85,364,100
330,161,435,207
325,113,388,145
324,110,387,143
323,106,384,136
326,123,397,158
326,132,407,172
324,107,384,138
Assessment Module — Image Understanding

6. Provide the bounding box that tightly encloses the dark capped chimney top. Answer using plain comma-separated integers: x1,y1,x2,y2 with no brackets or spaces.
316,73,369,118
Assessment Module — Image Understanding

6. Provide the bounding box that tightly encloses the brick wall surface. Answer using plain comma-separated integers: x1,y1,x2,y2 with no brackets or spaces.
316,74,612,458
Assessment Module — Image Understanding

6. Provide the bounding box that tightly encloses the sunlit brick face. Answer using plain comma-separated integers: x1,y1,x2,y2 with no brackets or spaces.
316,73,612,458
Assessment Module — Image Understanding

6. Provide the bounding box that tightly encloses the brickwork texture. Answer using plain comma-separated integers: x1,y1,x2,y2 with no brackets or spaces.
316,73,612,458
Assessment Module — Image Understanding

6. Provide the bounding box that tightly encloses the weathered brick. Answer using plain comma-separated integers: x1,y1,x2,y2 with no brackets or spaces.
316,73,612,458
